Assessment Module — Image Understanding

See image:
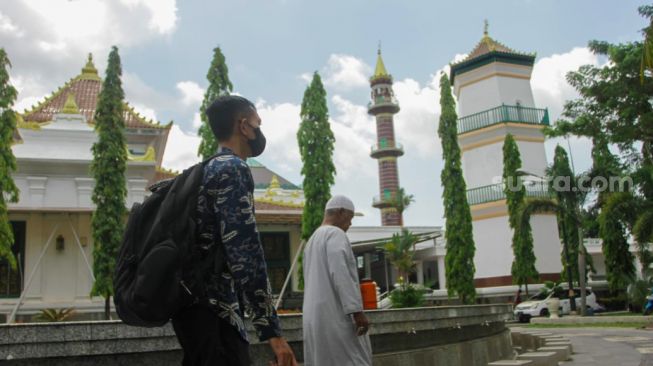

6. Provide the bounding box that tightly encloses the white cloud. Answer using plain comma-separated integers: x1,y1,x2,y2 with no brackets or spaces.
5,0,179,118
532,47,601,121
176,81,205,107
191,112,202,129
162,124,201,172
120,0,178,34
256,101,303,181
130,103,157,121
531,47,605,174
392,77,441,158
322,54,372,90
0,11,22,36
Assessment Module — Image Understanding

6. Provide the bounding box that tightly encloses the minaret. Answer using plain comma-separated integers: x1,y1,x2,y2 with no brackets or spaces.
450,22,562,287
368,48,404,226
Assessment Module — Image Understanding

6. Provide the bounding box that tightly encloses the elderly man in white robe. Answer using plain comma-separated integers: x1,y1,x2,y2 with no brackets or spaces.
302,195,373,366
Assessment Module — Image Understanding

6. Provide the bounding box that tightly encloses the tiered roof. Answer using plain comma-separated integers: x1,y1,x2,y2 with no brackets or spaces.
21,54,171,130
450,21,536,83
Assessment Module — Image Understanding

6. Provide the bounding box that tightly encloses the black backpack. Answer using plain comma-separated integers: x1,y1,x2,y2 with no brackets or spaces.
113,153,224,327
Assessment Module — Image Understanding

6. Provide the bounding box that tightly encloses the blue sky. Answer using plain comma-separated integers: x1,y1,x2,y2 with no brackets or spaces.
2,0,648,226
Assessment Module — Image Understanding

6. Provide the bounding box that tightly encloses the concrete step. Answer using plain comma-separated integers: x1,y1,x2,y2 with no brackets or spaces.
488,360,534,365
544,341,573,353
537,346,571,362
516,351,559,366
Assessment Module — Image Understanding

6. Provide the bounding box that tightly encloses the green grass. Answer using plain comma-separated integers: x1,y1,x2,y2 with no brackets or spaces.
525,323,648,329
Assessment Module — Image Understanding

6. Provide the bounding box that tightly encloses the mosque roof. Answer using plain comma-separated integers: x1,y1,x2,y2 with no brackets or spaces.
450,21,536,83
21,54,171,130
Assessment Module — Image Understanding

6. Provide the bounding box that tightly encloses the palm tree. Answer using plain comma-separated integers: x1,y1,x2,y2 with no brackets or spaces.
381,229,418,289
392,187,414,227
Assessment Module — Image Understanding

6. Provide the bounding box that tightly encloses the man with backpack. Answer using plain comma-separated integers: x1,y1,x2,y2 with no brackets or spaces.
172,95,297,366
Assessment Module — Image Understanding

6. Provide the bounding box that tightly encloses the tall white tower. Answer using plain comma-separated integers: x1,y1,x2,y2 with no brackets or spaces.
450,25,562,288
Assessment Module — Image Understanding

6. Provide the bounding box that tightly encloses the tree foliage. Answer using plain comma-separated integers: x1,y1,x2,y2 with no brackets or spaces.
198,47,233,160
438,73,476,304
391,187,414,227
297,72,335,288
381,228,417,285
90,47,128,308
0,48,19,270
502,134,538,289
549,146,583,284
546,6,653,290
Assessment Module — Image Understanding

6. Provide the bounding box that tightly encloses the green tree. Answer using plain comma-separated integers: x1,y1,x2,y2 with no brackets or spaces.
391,187,414,227
381,229,418,286
197,47,233,160
502,134,538,295
0,48,19,270
438,73,476,304
549,146,582,288
547,5,653,287
599,192,637,290
91,46,128,319
297,72,335,288
518,146,592,311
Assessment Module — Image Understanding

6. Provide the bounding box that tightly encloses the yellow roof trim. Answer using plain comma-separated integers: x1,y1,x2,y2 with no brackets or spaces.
61,93,80,114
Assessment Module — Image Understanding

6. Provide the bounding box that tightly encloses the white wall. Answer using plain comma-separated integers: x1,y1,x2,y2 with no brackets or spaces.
530,214,563,274
472,214,562,280
461,143,504,189
516,140,548,179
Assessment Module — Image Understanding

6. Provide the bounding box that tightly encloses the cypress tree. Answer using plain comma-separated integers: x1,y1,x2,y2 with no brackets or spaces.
297,72,335,288
549,146,582,285
503,134,538,294
90,46,128,319
0,49,19,269
438,73,476,304
198,47,233,159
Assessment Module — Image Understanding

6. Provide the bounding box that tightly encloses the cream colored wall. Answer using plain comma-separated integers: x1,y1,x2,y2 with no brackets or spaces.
8,212,96,303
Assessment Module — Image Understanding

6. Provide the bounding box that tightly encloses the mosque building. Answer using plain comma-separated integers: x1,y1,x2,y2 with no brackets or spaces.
3,55,305,320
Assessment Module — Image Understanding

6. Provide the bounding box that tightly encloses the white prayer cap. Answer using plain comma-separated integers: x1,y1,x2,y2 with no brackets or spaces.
325,195,355,212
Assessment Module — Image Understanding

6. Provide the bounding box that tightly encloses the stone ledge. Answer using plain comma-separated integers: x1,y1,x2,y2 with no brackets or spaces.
530,315,653,325
0,305,514,366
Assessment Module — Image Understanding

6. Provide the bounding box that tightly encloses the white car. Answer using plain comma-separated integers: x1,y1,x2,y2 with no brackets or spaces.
514,287,603,322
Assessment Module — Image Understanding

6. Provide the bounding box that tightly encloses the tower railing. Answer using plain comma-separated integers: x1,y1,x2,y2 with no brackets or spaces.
457,104,549,134
370,142,404,157
367,96,400,109
466,182,552,206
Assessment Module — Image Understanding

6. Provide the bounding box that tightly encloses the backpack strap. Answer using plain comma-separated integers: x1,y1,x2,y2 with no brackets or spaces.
182,149,233,307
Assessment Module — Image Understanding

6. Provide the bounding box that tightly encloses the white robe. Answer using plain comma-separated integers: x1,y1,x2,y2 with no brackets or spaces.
302,225,373,366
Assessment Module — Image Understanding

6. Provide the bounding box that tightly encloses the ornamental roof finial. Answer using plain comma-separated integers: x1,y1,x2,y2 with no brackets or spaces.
80,52,101,81
372,44,389,80
484,19,489,36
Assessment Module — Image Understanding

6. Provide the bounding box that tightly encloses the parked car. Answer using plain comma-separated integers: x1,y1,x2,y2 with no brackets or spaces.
513,287,604,323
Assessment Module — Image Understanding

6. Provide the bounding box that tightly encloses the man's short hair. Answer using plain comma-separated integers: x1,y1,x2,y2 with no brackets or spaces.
205,95,256,142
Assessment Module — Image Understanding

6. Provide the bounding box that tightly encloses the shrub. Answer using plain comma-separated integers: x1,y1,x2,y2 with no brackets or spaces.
389,284,425,308
32,308,76,322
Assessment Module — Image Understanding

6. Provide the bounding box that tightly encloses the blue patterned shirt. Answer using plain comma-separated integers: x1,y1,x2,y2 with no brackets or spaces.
196,147,281,342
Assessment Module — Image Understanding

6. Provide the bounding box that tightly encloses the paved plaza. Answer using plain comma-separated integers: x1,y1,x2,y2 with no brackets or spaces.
533,327,653,366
